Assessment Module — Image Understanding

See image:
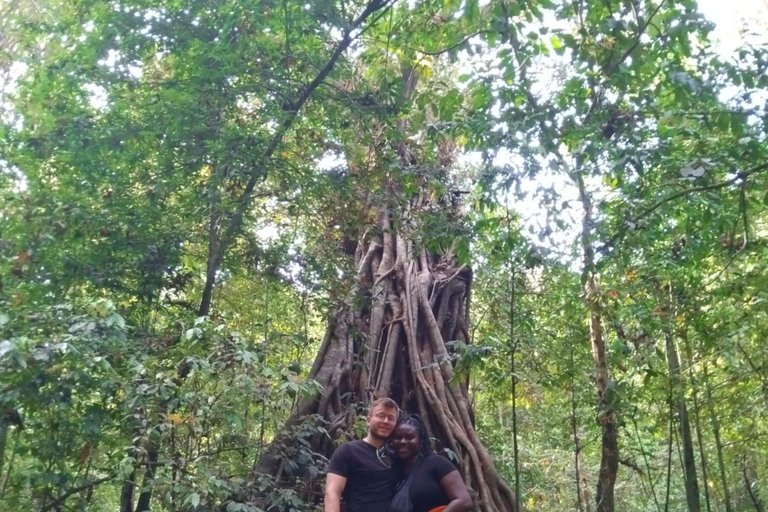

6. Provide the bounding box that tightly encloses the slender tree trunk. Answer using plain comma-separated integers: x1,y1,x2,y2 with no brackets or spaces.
0,409,21,490
510,302,521,505
744,465,764,512
703,362,732,512
135,445,159,512
79,442,95,510
119,411,146,512
575,173,618,512
665,393,674,512
120,470,136,512
662,286,700,512
120,443,139,512
198,210,221,316
0,420,7,482
507,251,520,504
663,323,700,512
682,331,713,512
571,344,591,512
589,275,619,512
0,425,19,498
631,409,661,512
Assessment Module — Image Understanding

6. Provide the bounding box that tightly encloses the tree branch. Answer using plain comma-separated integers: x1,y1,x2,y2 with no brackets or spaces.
744,465,765,512
607,0,667,73
197,0,395,316
418,31,490,56
40,474,116,512
599,162,768,254
620,457,644,475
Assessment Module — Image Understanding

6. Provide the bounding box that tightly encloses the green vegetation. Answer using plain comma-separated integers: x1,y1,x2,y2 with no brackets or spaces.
1,0,766,511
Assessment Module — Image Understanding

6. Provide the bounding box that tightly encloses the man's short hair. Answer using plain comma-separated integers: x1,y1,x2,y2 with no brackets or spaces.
369,397,398,416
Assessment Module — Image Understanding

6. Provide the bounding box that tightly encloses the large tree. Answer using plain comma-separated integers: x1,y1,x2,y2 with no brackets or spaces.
3,1,767,511
254,4,520,512
1,0,522,511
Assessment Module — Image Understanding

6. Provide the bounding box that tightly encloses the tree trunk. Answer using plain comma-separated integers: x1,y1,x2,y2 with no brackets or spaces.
506,243,520,505
0,419,7,482
119,470,136,512
682,330,713,512
704,362,732,512
198,209,221,317
119,412,146,512
575,173,618,512
663,325,700,512
256,72,516,511
135,445,158,512
664,396,674,512
631,409,661,512
743,464,764,512
272,195,516,512
570,343,591,512
588,273,619,512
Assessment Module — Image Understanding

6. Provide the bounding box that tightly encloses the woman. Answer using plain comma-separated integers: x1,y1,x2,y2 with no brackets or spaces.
388,414,472,512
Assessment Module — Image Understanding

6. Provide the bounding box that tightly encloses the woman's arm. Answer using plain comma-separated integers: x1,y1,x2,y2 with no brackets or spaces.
438,470,472,512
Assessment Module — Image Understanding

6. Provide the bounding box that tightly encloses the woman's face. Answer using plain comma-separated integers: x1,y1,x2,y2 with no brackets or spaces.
392,423,421,461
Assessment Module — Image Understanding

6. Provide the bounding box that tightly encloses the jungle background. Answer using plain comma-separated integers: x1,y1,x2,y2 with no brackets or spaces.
1,0,768,511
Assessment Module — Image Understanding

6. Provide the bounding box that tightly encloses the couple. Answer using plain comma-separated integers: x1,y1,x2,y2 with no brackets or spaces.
324,398,472,512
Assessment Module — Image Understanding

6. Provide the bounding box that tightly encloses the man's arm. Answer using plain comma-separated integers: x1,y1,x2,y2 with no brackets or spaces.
324,473,347,512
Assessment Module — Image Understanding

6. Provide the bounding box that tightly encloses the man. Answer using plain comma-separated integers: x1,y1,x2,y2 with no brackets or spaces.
325,398,400,512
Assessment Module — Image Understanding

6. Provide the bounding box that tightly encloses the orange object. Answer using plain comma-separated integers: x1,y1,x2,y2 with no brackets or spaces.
427,507,446,512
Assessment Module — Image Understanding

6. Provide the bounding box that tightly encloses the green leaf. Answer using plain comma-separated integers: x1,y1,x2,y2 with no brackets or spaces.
187,492,201,508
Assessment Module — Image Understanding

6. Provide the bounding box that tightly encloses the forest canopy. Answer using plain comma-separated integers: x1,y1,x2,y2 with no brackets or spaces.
1,0,767,511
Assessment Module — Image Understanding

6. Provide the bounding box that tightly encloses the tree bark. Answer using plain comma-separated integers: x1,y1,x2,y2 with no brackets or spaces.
589,274,619,512
660,285,700,512
631,409,661,512
119,470,136,512
0,419,7,482
198,209,221,317
119,440,139,512
664,397,674,512
257,192,516,511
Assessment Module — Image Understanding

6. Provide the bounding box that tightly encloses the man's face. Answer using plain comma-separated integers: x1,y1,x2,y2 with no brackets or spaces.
366,404,398,440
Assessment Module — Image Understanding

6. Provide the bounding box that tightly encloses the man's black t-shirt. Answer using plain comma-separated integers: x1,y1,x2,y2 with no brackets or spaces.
328,440,399,512
408,454,458,512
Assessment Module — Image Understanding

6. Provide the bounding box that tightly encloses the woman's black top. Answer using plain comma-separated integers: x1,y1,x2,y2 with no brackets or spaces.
407,454,458,512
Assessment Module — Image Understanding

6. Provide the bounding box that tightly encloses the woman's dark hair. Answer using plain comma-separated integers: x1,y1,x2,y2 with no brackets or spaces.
394,413,433,456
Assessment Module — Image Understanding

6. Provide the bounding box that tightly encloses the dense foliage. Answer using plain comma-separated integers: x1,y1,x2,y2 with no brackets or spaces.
1,0,767,511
